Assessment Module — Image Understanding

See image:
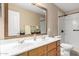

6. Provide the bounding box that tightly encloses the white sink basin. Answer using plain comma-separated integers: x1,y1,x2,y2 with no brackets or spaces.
36,37,53,42
0,42,20,53
1,42,19,48
23,37,53,44
23,40,36,43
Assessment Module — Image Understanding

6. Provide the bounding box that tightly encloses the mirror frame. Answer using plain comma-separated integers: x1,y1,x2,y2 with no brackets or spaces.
3,3,48,39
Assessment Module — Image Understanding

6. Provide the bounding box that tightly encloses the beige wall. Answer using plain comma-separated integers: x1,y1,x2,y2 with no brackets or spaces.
8,4,40,32
37,3,59,36
37,3,65,36
58,9,65,16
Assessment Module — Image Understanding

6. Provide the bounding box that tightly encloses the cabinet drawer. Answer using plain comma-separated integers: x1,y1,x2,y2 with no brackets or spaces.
48,42,56,51
48,49,57,56
57,40,60,46
28,46,47,56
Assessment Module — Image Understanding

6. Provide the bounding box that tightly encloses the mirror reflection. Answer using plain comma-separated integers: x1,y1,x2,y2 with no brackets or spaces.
8,3,47,36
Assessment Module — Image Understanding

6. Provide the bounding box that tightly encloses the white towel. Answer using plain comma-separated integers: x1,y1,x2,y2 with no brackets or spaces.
25,25,31,34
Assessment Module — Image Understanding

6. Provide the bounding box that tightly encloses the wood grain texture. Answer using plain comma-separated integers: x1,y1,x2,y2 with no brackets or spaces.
3,3,8,38
47,49,57,56
28,45,47,56
47,42,57,52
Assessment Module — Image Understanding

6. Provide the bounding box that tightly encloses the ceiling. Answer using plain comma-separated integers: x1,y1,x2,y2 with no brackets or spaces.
11,3,79,15
54,3,79,14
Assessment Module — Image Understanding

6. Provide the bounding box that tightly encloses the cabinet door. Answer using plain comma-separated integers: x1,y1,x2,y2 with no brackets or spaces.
47,42,56,52
57,46,60,56
48,49,57,56
28,46,47,56
56,41,60,56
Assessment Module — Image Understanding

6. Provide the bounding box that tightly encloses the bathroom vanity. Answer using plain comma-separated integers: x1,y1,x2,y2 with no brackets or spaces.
0,36,60,56
18,40,60,56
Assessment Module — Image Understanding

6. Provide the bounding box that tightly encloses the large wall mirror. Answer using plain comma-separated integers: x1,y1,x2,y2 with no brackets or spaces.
4,3,47,38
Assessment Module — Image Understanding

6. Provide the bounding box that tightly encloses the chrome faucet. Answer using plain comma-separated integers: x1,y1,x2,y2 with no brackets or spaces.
33,34,37,41
19,39,25,44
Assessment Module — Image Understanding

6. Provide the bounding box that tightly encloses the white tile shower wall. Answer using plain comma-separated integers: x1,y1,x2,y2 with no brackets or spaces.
64,13,79,48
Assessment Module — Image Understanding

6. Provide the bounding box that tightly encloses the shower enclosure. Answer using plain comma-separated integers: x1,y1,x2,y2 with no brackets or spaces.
58,13,79,48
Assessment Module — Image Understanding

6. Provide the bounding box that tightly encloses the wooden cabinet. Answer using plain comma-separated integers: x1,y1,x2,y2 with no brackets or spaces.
56,40,60,56
47,42,56,51
56,46,60,56
28,45,47,56
18,40,60,56
48,49,57,56
47,40,60,56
